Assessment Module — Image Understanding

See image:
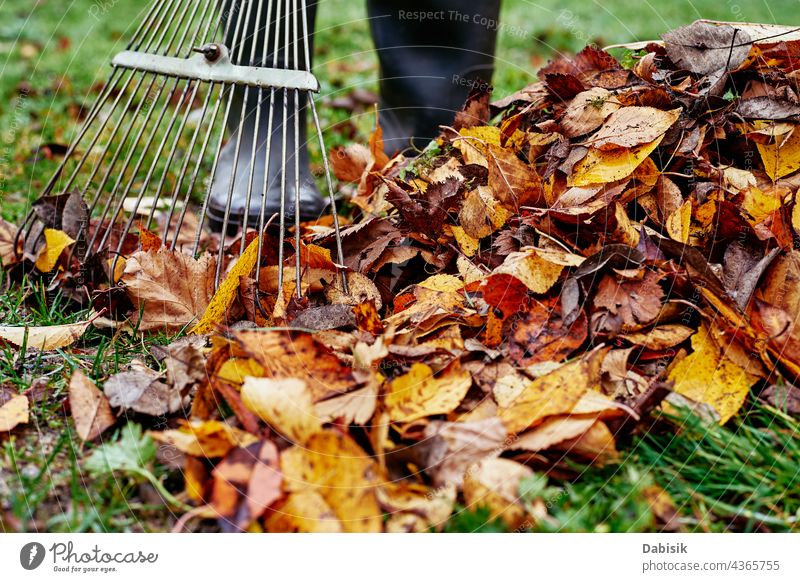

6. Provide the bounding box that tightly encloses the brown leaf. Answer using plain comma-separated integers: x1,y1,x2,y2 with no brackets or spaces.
586,107,681,150
419,417,508,487
662,21,751,76
593,270,664,333
121,248,215,331
509,296,588,366
330,143,371,183
488,145,544,210
560,87,621,138
463,458,533,529
69,370,115,442
104,368,189,416
211,440,282,531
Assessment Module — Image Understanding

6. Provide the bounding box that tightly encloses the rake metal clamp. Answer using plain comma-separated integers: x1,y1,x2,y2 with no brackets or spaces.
111,45,320,92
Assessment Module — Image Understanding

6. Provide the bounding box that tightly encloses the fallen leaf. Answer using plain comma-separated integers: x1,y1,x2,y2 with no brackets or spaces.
570,135,664,187
498,351,604,434
379,482,456,533
34,228,75,272
0,319,93,351
233,329,356,399
279,429,383,532
385,362,472,423
494,249,564,294
560,87,621,138
586,107,681,150
512,416,597,452
0,217,20,267
104,368,189,416
0,394,28,432
420,417,508,487
667,324,759,424
620,324,694,349
211,441,282,531
463,458,533,529
266,490,343,532
121,248,215,331
193,236,259,334
150,420,260,458
69,370,115,441
241,376,321,444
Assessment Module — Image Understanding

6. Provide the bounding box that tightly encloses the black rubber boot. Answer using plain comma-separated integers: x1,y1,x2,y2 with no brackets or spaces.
367,0,501,155
208,0,324,232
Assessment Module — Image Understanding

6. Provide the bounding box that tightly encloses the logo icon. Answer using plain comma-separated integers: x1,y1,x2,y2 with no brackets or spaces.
20,542,46,570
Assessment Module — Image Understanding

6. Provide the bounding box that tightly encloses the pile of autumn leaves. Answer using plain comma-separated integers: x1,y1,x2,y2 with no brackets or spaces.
3,20,800,532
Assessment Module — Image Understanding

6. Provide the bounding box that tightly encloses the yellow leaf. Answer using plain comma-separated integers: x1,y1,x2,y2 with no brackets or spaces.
463,458,533,529
667,324,759,424
742,187,783,223
451,225,479,257
756,122,800,180
458,186,510,239
266,490,344,532
35,228,75,273
0,394,29,432
241,376,321,444
149,420,260,458
280,429,383,532
493,249,563,294
192,235,260,334
215,357,266,385
620,324,695,350
416,273,464,292
0,319,92,351
498,352,603,434
569,135,664,187
793,190,800,235
385,363,472,423
666,198,692,242
459,125,502,147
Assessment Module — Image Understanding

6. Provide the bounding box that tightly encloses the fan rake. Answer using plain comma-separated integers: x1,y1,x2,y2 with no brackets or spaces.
16,0,348,298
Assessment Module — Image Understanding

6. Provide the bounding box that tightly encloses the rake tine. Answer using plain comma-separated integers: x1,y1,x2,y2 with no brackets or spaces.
192,0,254,255
238,0,271,249
212,0,263,285
253,0,283,314
298,0,346,292
91,0,203,251
174,83,225,255
114,0,217,244
276,0,291,298
292,0,302,298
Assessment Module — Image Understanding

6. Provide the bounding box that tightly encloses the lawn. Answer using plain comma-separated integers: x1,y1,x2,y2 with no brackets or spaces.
1,0,799,532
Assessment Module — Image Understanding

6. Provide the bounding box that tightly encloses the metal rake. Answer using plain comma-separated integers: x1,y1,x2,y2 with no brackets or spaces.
17,0,347,296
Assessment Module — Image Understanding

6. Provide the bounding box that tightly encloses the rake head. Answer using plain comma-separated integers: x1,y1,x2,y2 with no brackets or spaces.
17,0,347,297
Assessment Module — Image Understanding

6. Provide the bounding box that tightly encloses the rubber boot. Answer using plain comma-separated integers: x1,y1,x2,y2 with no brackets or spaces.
367,0,501,155
208,0,324,232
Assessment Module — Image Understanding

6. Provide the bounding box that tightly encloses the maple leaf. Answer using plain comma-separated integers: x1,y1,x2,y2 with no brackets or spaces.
121,248,215,331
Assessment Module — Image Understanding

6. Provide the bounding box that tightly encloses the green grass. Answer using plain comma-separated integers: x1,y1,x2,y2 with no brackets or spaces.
2,0,800,533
